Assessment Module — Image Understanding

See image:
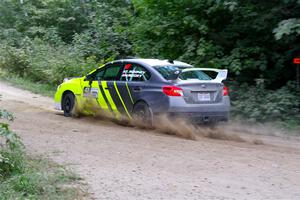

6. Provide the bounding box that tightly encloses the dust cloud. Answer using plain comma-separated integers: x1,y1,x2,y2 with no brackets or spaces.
74,100,264,144
152,115,249,142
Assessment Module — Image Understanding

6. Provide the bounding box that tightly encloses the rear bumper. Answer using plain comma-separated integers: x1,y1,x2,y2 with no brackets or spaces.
152,96,230,123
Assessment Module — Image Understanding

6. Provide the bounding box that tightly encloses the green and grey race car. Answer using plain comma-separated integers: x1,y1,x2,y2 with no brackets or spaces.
54,58,230,124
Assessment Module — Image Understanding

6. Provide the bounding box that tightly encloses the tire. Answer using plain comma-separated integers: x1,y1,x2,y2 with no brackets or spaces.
62,92,75,117
132,101,153,127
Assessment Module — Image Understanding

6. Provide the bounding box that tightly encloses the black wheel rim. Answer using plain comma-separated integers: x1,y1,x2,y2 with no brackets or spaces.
64,97,72,113
134,108,147,122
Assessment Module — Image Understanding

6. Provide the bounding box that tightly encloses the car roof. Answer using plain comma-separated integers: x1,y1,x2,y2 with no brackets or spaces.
114,58,193,68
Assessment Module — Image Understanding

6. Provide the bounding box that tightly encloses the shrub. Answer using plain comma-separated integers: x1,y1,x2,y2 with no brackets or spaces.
0,43,30,77
0,104,85,199
25,39,84,84
230,81,300,124
0,38,99,85
0,109,24,179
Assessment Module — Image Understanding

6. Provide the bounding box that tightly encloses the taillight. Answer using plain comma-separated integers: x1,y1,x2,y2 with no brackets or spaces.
163,86,183,96
223,86,229,96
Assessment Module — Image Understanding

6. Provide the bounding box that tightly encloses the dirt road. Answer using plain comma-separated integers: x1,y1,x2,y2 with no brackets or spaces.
0,81,300,200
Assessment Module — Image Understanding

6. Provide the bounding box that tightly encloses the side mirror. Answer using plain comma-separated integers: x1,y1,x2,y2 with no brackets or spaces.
84,75,93,86
84,74,91,81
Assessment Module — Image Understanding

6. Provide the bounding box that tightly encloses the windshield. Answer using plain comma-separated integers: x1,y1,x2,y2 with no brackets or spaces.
155,66,211,80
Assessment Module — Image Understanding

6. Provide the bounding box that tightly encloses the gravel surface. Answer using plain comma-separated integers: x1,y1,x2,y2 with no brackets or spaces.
0,81,300,200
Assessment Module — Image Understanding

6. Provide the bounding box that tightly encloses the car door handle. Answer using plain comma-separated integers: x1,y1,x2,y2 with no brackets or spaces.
133,86,142,92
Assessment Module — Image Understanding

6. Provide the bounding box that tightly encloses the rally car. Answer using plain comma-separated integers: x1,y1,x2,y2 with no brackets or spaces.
54,58,230,124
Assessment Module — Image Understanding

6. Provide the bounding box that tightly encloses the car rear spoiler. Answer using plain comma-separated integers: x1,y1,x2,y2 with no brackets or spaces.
181,68,228,82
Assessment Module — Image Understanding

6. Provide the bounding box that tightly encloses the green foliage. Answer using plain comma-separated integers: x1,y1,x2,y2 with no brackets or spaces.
0,0,299,125
0,157,85,200
0,106,85,199
0,0,89,43
0,38,98,85
231,81,300,124
72,0,133,60
274,18,300,40
0,43,30,77
0,109,14,121
131,0,300,86
0,109,24,179
24,39,86,84
0,0,299,86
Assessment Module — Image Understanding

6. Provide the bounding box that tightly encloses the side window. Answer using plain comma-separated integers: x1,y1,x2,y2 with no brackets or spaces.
121,63,151,82
91,64,123,81
102,64,123,80
94,69,104,81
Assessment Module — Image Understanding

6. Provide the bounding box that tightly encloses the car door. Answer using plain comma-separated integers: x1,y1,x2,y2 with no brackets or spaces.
81,66,110,115
97,63,124,119
116,63,151,117
81,63,123,118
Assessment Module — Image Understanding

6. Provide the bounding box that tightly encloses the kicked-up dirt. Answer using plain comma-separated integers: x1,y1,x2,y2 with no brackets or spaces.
0,81,300,200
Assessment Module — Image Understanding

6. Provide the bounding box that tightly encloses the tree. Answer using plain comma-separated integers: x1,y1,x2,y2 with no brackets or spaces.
130,0,300,87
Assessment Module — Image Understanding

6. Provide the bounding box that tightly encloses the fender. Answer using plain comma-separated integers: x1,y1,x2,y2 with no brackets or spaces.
54,77,84,110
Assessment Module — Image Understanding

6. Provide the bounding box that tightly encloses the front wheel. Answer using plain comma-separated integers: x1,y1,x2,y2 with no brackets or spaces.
132,101,153,127
62,92,75,117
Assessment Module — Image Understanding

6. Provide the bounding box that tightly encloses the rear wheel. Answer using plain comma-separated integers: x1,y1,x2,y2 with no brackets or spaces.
132,101,153,127
62,92,75,117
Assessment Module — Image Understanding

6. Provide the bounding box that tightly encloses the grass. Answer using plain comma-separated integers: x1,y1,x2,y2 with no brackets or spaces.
0,155,87,200
276,119,300,133
0,74,56,97
0,101,87,200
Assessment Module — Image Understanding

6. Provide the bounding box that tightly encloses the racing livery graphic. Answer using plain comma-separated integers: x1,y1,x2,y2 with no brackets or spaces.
54,59,230,124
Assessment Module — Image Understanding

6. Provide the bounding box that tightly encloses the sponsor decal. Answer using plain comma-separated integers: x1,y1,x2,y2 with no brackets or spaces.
83,87,98,98
125,64,132,70
122,70,145,78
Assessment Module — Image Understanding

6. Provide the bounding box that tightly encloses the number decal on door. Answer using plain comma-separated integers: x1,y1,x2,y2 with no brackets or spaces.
83,87,98,98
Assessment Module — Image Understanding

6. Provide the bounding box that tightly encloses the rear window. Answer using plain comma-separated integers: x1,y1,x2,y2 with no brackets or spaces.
155,66,182,80
155,66,211,80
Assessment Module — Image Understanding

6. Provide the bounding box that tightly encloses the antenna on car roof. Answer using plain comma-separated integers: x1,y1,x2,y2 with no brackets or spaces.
168,59,174,64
